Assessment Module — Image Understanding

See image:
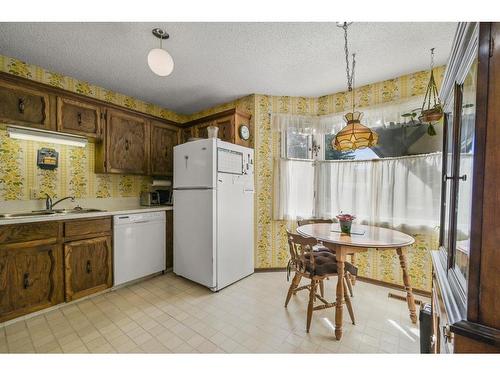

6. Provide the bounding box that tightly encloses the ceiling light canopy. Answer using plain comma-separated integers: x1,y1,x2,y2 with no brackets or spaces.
147,28,174,77
7,126,88,147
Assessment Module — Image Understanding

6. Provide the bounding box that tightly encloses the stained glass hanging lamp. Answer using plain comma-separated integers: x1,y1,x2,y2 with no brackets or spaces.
333,22,378,151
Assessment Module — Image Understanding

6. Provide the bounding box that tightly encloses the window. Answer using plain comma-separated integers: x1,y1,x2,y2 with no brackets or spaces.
285,129,313,159
273,103,444,228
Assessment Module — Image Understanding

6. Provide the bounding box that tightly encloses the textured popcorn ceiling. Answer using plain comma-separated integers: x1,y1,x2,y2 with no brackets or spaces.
0,22,456,114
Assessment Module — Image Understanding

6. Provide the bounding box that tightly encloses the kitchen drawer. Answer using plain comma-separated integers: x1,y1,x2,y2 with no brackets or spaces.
0,222,60,246
64,217,112,238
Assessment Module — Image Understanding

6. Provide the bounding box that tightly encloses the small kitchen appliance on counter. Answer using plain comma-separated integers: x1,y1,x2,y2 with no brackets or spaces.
140,180,173,206
140,191,160,206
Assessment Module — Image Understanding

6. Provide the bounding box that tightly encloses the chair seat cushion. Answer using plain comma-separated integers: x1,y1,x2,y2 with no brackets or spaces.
304,252,358,277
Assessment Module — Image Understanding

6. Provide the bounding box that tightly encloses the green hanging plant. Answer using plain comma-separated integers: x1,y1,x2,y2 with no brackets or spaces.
427,124,437,136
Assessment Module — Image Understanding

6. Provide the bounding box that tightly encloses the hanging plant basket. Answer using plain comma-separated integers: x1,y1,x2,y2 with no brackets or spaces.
420,48,443,126
419,104,443,123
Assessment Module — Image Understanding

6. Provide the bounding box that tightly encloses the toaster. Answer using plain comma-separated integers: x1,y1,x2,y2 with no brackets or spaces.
140,191,160,206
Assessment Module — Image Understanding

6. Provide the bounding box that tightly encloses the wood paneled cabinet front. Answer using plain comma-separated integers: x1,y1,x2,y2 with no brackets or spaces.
64,236,112,302
0,80,54,131
184,108,252,147
96,109,149,175
57,96,102,138
0,243,63,323
150,121,179,176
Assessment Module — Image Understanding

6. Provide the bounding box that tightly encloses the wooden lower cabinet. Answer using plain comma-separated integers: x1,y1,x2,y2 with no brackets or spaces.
0,243,63,323
64,236,112,302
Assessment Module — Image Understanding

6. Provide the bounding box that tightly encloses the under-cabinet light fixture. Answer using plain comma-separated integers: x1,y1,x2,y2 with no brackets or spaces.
7,126,88,147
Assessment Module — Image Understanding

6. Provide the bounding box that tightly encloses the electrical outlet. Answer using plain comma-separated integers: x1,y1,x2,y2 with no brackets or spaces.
30,188,38,200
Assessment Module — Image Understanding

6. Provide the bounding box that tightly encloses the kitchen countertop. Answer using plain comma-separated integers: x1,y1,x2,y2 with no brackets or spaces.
0,205,173,226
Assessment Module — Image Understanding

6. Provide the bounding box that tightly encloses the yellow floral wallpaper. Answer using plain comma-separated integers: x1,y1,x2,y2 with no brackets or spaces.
0,128,150,201
0,54,184,201
0,52,444,291
192,66,445,292
0,55,188,124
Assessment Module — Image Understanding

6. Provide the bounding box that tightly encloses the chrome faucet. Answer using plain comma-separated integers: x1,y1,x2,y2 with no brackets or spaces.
45,194,75,210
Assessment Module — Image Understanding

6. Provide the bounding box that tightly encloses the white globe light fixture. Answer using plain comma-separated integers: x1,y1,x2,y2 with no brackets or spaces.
147,28,174,77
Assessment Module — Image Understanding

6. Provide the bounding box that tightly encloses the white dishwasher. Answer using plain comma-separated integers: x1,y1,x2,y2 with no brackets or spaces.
113,211,166,286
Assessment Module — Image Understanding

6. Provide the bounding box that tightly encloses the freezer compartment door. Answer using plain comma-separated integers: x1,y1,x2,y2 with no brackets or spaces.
216,173,254,290
173,139,216,189
173,189,216,288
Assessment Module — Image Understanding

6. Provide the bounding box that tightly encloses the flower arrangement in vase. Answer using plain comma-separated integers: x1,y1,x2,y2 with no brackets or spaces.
336,213,356,235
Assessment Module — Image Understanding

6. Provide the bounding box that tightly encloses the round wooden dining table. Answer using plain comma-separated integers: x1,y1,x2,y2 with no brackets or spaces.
297,223,416,340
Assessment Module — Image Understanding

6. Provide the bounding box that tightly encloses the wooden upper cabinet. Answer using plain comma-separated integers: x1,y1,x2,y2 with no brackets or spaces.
63,236,112,302
0,243,63,322
57,96,101,138
181,126,194,143
195,120,215,139
0,80,54,130
100,109,149,174
214,115,234,143
150,120,179,176
185,108,252,147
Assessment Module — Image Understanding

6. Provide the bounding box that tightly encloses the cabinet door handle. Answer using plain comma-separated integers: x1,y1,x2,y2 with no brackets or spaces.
444,175,467,182
77,112,82,125
86,260,92,273
125,139,130,151
18,98,25,114
23,272,30,289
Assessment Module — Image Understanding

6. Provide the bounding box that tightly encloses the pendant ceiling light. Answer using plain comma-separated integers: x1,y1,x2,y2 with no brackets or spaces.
333,22,378,151
147,28,174,77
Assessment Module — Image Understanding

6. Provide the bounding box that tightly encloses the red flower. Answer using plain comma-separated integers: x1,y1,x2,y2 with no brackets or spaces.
336,213,355,222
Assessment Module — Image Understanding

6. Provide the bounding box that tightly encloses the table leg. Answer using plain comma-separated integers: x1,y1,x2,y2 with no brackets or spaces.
396,247,417,324
335,248,346,340
350,253,357,285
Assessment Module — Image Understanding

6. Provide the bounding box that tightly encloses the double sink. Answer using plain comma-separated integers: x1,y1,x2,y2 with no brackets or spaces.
0,208,106,219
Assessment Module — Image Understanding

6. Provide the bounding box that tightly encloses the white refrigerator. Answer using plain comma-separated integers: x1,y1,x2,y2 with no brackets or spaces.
173,138,254,291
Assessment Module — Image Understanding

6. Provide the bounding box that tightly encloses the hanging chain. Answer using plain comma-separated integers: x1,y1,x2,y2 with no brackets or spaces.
339,22,355,92
430,47,435,70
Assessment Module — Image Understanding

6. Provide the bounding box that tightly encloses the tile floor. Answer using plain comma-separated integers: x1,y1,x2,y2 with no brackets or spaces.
0,272,425,353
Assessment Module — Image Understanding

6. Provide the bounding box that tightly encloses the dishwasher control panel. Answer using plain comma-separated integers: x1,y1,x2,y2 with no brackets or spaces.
114,211,166,225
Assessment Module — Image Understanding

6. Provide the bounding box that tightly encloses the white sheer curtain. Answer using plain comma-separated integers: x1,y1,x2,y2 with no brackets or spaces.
273,158,315,220
315,153,442,233
272,96,443,232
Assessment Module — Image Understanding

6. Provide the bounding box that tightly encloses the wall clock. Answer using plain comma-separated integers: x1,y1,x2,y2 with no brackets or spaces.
239,124,250,141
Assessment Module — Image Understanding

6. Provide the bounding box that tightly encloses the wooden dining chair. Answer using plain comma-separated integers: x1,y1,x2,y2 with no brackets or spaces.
284,230,356,333
296,218,356,297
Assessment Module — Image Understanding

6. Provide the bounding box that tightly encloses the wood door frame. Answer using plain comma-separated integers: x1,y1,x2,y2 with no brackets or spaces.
466,22,491,323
